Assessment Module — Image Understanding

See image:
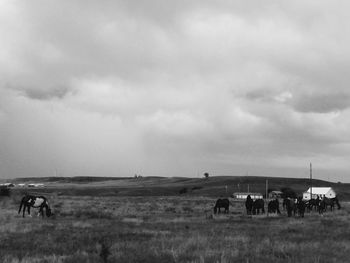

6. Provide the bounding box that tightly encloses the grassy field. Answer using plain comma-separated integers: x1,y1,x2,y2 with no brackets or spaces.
0,189,349,263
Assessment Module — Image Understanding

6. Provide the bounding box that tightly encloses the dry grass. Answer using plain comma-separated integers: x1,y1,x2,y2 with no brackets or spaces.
0,194,349,263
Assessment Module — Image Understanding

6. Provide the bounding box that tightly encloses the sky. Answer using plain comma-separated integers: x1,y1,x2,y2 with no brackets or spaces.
1,0,350,182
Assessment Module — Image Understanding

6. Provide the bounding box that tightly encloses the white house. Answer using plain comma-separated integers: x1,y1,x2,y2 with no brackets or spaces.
232,192,263,200
303,187,336,200
27,183,45,187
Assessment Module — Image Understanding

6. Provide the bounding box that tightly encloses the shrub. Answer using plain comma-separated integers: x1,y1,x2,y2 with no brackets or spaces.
0,187,10,197
179,188,187,194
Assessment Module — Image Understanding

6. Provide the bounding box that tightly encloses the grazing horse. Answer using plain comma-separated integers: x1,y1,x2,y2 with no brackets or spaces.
18,195,52,218
245,195,254,215
252,199,265,215
213,198,229,214
268,199,281,214
284,198,296,217
319,197,341,214
296,197,306,218
306,197,320,212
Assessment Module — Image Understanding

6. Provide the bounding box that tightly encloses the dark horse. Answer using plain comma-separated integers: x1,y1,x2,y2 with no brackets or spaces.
306,197,320,212
284,198,296,217
214,198,229,214
245,195,254,215
296,197,306,218
268,199,281,214
252,199,265,215
18,195,52,218
319,197,341,214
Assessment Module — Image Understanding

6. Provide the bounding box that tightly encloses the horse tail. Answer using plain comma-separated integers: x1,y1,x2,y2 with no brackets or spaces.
335,197,341,209
45,199,51,211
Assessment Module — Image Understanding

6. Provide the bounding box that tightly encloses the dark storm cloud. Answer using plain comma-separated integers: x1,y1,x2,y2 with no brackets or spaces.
9,85,72,100
292,92,350,113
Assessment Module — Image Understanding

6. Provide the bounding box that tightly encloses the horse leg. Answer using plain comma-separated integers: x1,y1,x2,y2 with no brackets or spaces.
18,201,23,215
27,206,32,217
38,206,43,217
336,200,341,209
319,204,324,214
22,204,26,218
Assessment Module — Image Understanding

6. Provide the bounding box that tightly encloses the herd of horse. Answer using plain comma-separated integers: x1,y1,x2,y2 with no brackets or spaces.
214,195,341,217
15,193,342,219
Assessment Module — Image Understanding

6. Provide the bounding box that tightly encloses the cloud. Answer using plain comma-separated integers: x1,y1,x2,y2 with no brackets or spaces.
1,1,350,182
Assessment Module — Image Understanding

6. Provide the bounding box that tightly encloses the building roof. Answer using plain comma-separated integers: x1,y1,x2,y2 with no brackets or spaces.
233,192,263,195
270,191,283,194
304,187,333,195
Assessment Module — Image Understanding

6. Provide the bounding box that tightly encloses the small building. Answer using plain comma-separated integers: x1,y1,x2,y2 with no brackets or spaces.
303,187,336,200
232,192,263,200
268,190,283,199
0,183,14,187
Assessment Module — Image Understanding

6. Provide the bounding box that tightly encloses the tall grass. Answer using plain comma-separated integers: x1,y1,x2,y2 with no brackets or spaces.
0,194,349,262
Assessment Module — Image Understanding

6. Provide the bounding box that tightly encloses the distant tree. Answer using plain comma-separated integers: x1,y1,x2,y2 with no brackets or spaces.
280,187,297,199
204,172,209,179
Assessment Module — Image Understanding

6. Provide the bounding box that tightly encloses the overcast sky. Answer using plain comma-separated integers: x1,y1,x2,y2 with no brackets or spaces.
1,1,350,182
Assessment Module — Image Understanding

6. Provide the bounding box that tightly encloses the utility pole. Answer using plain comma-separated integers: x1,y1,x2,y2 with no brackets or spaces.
310,163,313,200
266,179,268,199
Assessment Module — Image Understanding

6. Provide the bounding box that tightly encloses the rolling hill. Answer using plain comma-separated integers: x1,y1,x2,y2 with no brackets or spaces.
3,175,350,200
